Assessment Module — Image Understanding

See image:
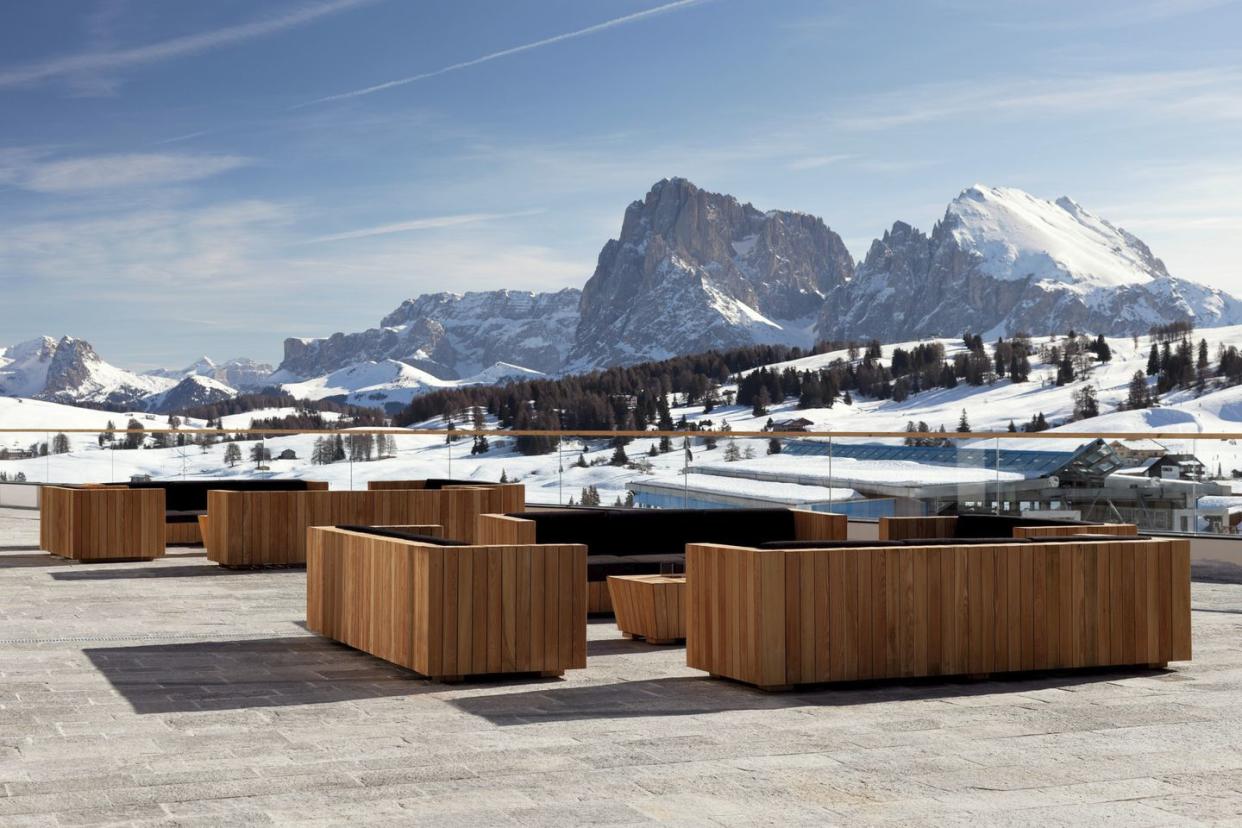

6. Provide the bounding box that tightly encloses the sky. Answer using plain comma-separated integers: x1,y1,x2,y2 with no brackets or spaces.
0,0,1240,370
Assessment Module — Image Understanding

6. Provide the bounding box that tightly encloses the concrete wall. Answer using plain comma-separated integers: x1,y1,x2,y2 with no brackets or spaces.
0,483,39,509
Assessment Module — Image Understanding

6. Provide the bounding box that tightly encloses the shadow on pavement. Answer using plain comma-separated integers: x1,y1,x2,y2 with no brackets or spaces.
452,666,1165,725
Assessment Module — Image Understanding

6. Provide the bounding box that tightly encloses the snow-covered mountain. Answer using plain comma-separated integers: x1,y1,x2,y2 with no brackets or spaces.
819,185,1242,343
147,356,273,392
0,336,175,408
276,289,581,381
278,358,544,412
565,177,853,371
142,375,238,414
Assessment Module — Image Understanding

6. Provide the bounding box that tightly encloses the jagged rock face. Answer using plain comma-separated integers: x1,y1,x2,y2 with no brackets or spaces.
277,288,581,380
566,178,853,370
819,186,1242,342
10,336,176,408
41,338,99,396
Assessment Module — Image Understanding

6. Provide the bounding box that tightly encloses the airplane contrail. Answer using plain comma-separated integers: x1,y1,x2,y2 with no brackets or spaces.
296,0,713,108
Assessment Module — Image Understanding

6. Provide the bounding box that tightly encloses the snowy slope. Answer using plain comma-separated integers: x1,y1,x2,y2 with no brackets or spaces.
0,337,58,397
279,359,546,410
949,186,1167,290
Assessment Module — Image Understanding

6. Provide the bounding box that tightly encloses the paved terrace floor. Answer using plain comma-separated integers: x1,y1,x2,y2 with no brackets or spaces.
3,509,1242,826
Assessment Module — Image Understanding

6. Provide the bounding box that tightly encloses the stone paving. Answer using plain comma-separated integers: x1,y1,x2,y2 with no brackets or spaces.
2,509,1242,825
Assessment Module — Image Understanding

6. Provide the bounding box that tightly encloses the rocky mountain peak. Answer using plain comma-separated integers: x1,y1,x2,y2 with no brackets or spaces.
819,184,1241,342
567,178,854,371
42,337,101,395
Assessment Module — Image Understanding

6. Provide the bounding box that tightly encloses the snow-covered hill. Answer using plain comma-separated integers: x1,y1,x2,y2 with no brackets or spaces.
278,359,544,412
7,326,1242,506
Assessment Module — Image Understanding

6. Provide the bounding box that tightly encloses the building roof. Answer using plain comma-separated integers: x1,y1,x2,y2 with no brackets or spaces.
781,438,1123,481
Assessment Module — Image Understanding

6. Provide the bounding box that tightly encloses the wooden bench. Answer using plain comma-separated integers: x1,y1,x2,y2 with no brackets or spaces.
306,526,586,681
476,507,845,615
686,537,1191,691
40,485,165,561
609,574,686,644
205,485,524,567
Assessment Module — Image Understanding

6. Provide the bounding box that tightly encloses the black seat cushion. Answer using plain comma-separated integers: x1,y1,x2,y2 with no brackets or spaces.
511,508,798,558
954,514,1090,538
421,478,498,490
756,539,904,550
587,553,684,581
900,537,1031,546
1026,533,1151,543
164,509,206,523
334,525,469,546
126,479,317,513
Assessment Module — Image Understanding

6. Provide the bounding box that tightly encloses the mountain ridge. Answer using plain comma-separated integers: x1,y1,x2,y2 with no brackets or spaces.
7,179,1239,412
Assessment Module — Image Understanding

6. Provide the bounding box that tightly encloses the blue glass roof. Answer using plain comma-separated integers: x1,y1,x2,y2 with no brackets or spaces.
781,440,1119,479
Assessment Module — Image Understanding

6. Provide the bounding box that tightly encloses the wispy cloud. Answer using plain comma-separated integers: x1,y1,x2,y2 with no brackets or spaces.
787,154,854,171
297,0,713,107
307,209,545,243
11,153,249,194
833,68,1242,131
0,0,377,89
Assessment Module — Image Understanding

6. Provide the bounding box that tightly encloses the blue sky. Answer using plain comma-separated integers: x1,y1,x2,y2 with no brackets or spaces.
1,0,1239,369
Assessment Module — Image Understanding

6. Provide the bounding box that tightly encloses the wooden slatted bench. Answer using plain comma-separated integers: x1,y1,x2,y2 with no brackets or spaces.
476,507,845,615
40,480,330,560
686,537,1191,691
204,484,524,567
40,485,165,561
609,574,686,644
306,526,587,681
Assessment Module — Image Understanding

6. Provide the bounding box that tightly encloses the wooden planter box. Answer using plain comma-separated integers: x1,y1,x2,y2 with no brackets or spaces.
686,538,1191,691
40,485,165,561
205,486,524,567
306,527,587,681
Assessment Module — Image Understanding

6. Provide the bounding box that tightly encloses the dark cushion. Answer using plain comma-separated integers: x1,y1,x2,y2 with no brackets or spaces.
1026,533,1152,543
164,509,206,524
756,539,904,550
126,479,316,512
587,553,684,581
421,478,496,490
901,537,1031,546
954,513,1090,538
334,525,469,546
511,508,799,558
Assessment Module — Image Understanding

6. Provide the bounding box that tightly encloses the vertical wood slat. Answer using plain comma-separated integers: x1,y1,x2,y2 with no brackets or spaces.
39,486,164,560
1013,523,1138,538
306,528,585,679
206,488,507,566
608,575,687,643
685,539,1193,690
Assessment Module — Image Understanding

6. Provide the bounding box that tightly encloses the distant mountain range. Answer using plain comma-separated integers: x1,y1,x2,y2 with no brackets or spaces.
7,178,1240,412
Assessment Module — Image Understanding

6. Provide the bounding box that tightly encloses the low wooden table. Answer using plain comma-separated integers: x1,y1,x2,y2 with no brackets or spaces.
608,574,686,644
